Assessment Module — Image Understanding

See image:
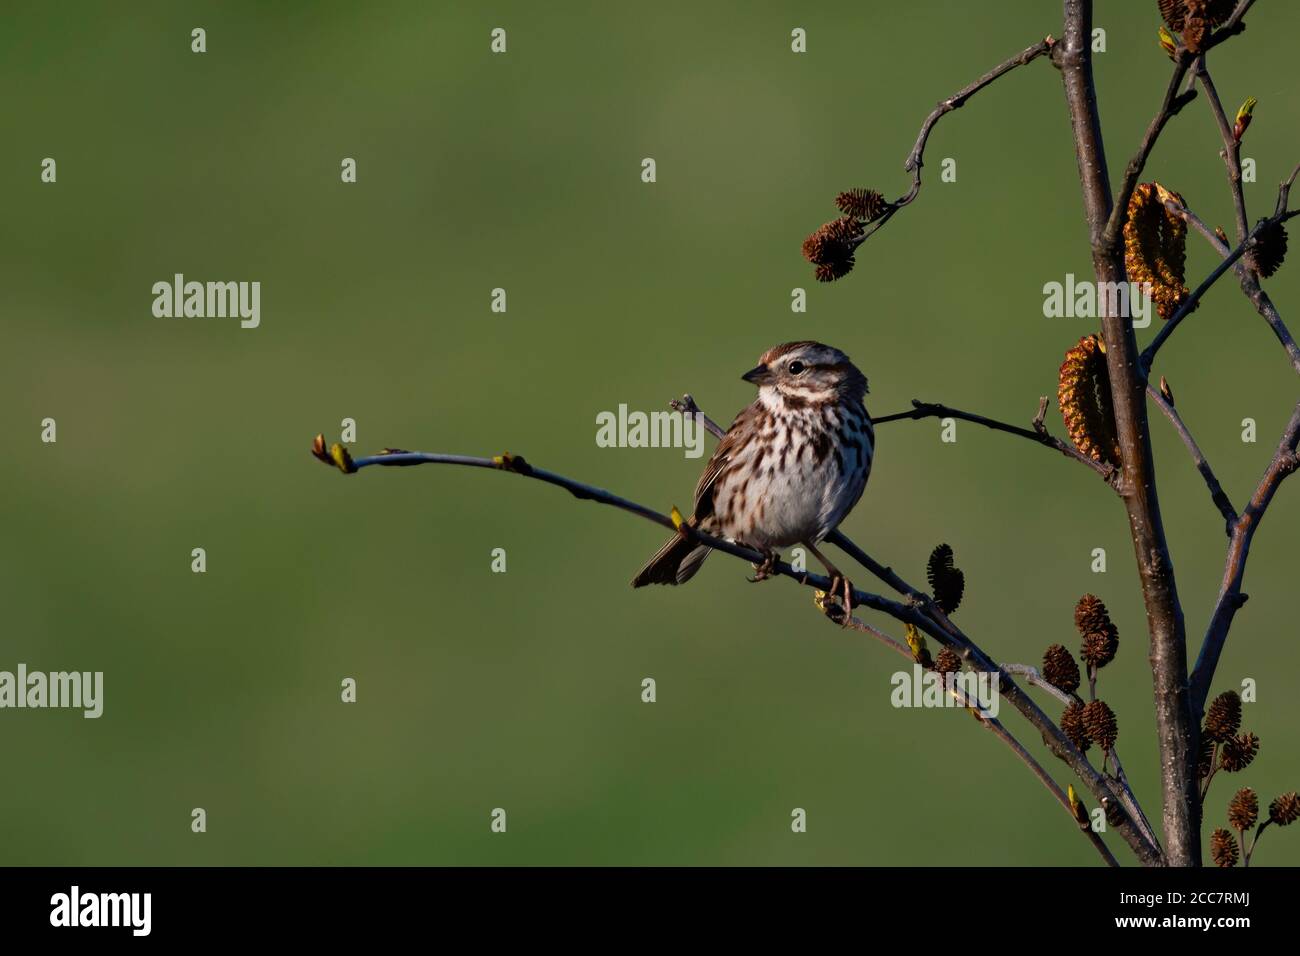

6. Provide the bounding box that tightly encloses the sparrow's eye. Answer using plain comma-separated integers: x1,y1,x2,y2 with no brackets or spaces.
788,361,805,374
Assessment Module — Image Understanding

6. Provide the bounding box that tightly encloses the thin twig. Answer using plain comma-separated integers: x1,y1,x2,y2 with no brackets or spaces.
1195,60,1251,244
1145,381,1237,530
1155,197,1300,375
845,623,1119,866
321,434,1162,865
871,399,1118,483
1003,663,1162,854
1104,53,1196,251
1190,403,1300,714
845,36,1056,255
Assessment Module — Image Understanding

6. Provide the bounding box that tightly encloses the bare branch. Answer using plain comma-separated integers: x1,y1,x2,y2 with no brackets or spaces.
1145,381,1237,530
1003,663,1162,854
844,622,1119,867
871,399,1118,483
324,435,1162,865
1149,188,1300,376
1195,61,1250,244
669,395,725,440
1059,0,1199,866
1190,403,1300,712
847,36,1056,254
1105,55,1197,251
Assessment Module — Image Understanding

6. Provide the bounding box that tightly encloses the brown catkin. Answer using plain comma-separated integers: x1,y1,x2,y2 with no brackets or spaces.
1210,828,1239,867
1228,787,1259,831
1220,732,1260,773
835,188,887,222
1042,644,1081,694
934,647,962,675
814,259,854,282
1269,791,1300,826
1083,699,1119,750
1254,220,1289,278
1061,701,1090,754
1204,691,1242,742
926,544,965,616
1059,337,1122,468
1073,594,1110,634
1124,183,1189,317
1081,628,1120,669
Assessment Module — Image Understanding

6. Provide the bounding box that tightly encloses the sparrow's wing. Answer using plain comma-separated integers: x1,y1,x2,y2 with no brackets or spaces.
690,401,757,520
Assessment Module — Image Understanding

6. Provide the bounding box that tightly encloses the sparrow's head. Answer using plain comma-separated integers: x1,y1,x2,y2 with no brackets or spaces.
742,341,868,404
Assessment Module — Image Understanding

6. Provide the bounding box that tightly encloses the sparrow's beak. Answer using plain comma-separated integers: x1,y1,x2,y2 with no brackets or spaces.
742,364,771,385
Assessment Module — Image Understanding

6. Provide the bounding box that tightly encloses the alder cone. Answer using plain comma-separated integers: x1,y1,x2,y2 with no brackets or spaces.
1124,183,1189,319
934,647,962,675
1082,699,1118,750
1254,220,1289,278
1227,787,1258,831
1061,701,1090,753
1074,594,1119,668
1204,690,1242,742
1059,336,1122,467
1210,827,1239,867
1270,791,1300,826
1220,732,1259,772
835,188,887,223
926,544,964,615
1042,644,1081,693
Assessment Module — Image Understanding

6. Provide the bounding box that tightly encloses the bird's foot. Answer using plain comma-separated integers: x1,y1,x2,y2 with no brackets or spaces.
828,573,856,627
747,549,780,583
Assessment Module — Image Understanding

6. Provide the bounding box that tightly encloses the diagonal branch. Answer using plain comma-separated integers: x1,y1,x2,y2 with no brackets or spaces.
844,616,1119,866
1152,192,1300,375
1104,54,1197,251
845,36,1056,254
313,433,1163,865
871,398,1118,483
1145,381,1237,530
1003,663,1161,854
1190,403,1300,713
1195,61,1250,242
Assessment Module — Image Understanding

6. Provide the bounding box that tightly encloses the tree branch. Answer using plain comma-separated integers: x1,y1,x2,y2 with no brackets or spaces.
1058,0,1200,866
316,433,1162,865
1190,402,1300,713
841,617,1120,867
1152,193,1300,375
871,398,1118,483
1145,381,1237,531
847,36,1056,254
1003,663,1162,854
1195,61,1251,244
1104,54,1196,251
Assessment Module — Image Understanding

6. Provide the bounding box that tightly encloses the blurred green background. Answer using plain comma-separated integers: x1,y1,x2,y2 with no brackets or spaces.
2,0,1297,866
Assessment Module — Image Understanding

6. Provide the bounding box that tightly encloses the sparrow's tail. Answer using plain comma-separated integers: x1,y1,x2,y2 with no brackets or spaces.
630,530,712,587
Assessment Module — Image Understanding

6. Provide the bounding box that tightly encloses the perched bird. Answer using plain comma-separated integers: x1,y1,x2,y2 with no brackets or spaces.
631,341,873,614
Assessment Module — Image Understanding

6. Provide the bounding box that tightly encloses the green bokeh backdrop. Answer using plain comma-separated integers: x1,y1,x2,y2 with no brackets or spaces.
2,1,1297,865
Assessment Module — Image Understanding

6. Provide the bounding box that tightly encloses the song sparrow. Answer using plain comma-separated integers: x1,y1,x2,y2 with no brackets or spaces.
631,341,873,615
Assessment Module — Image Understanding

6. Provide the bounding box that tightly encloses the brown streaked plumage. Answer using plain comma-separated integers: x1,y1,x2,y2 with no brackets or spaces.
631,342,873,610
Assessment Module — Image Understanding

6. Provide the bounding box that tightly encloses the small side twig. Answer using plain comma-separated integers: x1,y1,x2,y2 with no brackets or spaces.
872,398,1117,484
1145,380,1237,531
1003,662,1161,855
846,36,1055,254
